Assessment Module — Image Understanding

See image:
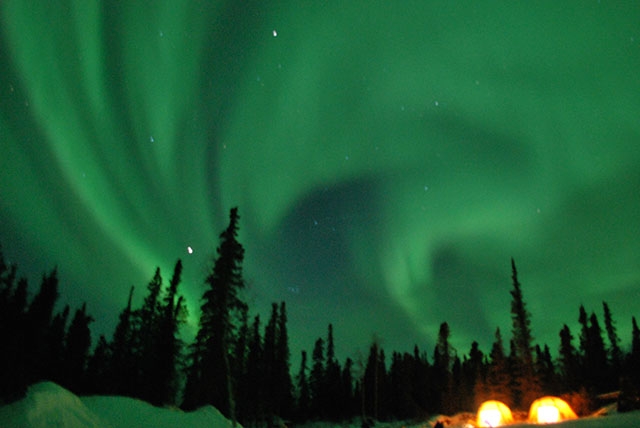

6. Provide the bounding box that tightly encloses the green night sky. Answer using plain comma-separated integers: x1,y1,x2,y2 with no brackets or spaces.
1,1,639,362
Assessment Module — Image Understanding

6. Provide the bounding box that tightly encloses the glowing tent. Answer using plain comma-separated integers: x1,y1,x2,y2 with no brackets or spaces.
476,400,514,427
528,396,577,424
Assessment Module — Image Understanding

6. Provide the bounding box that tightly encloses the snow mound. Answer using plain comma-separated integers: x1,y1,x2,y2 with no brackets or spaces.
82,394,235,428
0,382,239,428
0,382,109,428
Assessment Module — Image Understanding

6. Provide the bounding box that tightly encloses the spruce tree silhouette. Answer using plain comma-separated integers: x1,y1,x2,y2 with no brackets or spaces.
578,304,590,383
260,301,294,422
509,258,540,408
26,269,60,383
263,302,279,419
433,322,453,414
619,317,640,411
137,267,163,402
483,327,511,407
340,357,355,419
133,261,188,406
463,341,484,410
630,317,640,382
183,207,246,424
0,251,28,402
63,303,94,393
154,259,186,406
46,304,69,385
324,324,342,420
309,337,325,417
587,312,609,392
230,304,249,420
295,350,311,421
603,301,623,387
363,340,386,420
239,314,264,424
388,351,416,419
85,334,111,394
558,324,580,391
109,285,136,396
276,301,294,419
578,306,609,393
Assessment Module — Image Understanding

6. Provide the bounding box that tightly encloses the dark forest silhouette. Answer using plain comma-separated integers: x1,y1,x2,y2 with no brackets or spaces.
1,207,640,425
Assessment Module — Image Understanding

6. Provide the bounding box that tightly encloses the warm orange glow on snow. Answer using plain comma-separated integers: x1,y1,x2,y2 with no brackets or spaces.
528,396,577,424
477,400,513,427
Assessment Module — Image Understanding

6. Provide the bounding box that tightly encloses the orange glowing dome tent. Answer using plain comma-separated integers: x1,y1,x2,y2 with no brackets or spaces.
528,396,577,424
476,400,514,427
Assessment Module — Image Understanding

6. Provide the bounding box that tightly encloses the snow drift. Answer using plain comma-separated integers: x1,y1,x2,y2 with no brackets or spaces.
0,382,238,428
2,381,640,428
0,382,106,428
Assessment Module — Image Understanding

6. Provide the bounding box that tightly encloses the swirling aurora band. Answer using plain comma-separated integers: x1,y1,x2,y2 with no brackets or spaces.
1,1,639,359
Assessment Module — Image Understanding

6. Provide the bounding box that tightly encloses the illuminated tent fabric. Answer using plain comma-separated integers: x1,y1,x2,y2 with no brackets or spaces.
476,400,514,427
528,396,577,424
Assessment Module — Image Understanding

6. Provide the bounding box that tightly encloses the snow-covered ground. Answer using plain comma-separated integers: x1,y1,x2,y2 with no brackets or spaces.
1,382,639,428
0,382,236,428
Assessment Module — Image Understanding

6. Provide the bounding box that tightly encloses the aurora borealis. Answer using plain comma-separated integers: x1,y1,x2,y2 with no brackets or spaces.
1,1,639,362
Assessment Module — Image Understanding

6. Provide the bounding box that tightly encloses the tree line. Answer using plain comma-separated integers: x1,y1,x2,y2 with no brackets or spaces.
1,207,640,425
0,254,187,406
